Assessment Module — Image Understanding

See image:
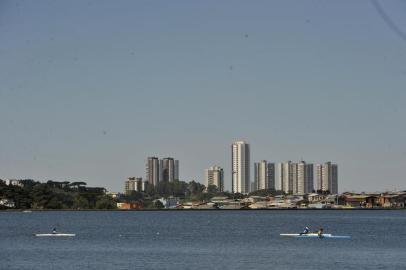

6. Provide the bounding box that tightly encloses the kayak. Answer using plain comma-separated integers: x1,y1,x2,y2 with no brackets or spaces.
34,233,76,237
280,233,350,239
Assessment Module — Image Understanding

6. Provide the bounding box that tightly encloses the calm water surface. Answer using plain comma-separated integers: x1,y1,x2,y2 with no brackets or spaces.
0,210,405,270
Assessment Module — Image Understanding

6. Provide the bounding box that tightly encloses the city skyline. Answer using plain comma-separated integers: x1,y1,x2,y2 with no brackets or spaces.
128,145,338,195
0,141,389,194
1,1,405,193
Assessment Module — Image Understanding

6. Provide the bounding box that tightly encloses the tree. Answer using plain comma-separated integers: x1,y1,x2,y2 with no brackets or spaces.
73,194,89,209
95,196,117,209
187,181,206,195
154,200,164,209
145,184,156,197
231,193,245,200
248,189,276,197
126,191,144,201
31,184,53,209
206,185,219,194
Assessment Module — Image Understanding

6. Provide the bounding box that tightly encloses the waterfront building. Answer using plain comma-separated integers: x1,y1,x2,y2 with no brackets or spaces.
0,199,15,208
231,141,250,194
5,179,23,187
157,197,180,209
146,157,160,186
254,160,275,191
116,202,143,210
205,166,224,192
316,162,338,194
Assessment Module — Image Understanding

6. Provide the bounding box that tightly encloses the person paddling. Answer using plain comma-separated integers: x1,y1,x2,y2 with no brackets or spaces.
300,226,310,235
317,228,324,238
52,228,57,234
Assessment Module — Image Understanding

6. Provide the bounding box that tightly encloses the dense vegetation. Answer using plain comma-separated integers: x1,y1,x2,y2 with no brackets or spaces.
1,178,300,210
0,180,116,210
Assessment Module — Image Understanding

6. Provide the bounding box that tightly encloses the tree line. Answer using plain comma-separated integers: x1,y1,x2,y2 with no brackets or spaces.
0,180,116,209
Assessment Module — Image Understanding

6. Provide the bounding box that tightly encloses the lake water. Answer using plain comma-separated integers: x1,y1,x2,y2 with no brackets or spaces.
1,210,405,270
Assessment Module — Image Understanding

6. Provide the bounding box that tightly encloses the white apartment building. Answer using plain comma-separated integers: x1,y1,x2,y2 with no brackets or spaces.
231,141,250,194
296,161,314,194
278,161,293,193
316,162,338,194
254,160,275,191
124,177,143,194
205,166,224,192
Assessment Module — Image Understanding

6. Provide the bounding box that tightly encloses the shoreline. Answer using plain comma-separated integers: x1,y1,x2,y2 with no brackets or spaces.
1,208,405,212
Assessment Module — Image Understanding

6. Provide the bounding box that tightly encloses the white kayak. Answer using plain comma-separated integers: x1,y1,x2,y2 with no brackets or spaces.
280,233,350,239
34,233,76,237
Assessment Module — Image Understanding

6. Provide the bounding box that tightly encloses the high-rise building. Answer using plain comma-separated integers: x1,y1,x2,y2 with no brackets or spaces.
146,157,160,186
125,177,143,194
276,163,283,191
296,161,314,194
231,141,250,194
316,162,338,194
142,180,149,192
292,162,298,194
254,160,275,191
278,161,293,193
331,164,338,194
306,163,314,193
250,182,256,193
205,166,224,192
268,163,275,190
147,156,179,186
316,164,323,191
161,157,179,182
174,160,179,181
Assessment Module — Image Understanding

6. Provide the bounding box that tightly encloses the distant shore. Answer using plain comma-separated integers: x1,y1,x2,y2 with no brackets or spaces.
1,208,405,212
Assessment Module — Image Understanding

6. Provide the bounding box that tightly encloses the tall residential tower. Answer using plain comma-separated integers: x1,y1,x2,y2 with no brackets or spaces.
147,156,179,186
277,161,293,194
146,157,160,186
296,161,314,194
160,157,179,182
316,162,338,194
205,166,224,192
254,160,275,191
231,141,250,194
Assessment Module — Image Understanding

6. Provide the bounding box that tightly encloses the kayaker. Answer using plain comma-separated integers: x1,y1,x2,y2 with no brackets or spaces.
52,228,57,234
317,228,324,238
300,226,310,235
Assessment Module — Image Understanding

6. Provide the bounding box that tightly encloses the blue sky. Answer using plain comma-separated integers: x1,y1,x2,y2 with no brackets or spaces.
1,0,405,192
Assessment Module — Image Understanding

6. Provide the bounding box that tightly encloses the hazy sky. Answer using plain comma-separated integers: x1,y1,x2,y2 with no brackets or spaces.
1,0,406,192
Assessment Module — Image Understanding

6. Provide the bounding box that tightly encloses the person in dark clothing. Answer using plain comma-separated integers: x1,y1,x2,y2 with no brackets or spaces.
317,228,324,238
